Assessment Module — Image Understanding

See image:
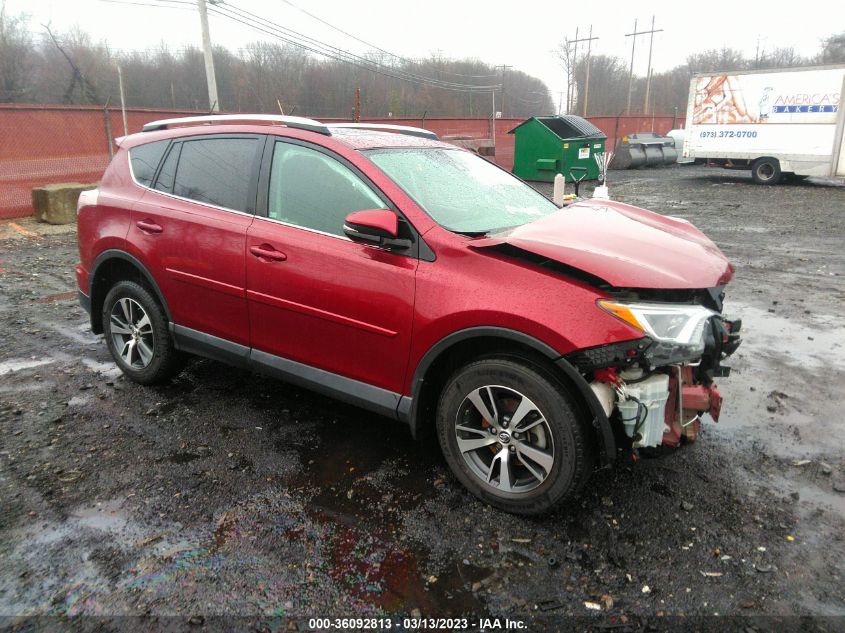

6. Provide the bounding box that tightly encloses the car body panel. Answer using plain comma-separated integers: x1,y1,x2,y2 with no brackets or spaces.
402,231,645,395
245,216,417,393
470,198,734,289
76,147,144,281
128,187,254,346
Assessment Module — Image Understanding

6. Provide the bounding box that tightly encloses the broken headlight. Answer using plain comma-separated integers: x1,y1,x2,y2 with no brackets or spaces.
597,300,716,366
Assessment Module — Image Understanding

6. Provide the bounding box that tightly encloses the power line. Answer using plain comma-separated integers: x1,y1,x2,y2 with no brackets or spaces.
216,1,499,90
277,0,498,79
95,0,194,9
92,0,501,92
210,2,500,92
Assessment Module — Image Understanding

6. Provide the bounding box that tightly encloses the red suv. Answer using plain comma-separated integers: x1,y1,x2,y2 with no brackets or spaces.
76,115,741,515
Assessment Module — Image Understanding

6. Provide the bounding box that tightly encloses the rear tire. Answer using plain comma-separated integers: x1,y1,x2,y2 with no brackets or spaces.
435,357,593,515
751,157,782,185
102,280,183,385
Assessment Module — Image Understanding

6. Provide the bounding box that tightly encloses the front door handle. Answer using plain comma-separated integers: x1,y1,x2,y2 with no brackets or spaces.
249,244,287,261
136,219,163,234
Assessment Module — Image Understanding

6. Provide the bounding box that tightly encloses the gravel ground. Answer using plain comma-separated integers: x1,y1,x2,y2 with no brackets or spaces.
1,165,844,631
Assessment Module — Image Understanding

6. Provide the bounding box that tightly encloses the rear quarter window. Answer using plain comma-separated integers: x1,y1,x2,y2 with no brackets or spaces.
129,140,169,187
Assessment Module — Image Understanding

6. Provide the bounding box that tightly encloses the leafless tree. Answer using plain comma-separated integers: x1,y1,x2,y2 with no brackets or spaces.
0,1,34,102
819,31,845,64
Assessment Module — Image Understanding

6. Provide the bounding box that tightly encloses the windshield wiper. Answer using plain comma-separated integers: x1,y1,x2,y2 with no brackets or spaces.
452,229,489,238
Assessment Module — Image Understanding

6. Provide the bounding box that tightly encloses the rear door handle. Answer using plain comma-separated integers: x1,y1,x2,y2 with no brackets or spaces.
249,244,287,261
136,219,163,234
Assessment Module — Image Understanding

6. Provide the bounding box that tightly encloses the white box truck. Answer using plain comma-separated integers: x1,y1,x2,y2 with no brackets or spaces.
682,65,845,184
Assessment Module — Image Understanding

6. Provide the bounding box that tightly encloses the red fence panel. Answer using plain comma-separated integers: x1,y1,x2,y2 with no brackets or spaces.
0,105,684,219
0,105,205,219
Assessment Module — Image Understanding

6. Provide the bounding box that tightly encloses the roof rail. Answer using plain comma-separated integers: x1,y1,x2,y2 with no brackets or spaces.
141,114,330,135
326,123,439,140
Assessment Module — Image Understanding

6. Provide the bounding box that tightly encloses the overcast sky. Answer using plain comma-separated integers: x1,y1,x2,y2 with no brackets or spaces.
11,0,845,111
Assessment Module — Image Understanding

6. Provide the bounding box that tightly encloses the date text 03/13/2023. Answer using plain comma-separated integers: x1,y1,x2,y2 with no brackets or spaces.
307,617,527,630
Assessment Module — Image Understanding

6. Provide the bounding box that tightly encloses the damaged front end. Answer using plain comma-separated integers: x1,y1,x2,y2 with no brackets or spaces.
567,289,741,452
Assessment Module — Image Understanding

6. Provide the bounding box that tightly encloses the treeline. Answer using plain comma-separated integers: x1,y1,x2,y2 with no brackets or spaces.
0,8,553,118
560,33,845,116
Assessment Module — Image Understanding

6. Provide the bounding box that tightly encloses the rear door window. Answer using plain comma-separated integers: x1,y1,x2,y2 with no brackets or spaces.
171,137,259,212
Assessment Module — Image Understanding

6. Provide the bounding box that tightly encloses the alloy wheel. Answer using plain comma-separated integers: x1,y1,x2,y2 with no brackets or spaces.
454,385,555,494
109,297,155,369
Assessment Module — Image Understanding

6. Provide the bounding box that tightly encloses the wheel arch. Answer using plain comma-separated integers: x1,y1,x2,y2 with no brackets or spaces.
403,327,616,464
88,250,171,334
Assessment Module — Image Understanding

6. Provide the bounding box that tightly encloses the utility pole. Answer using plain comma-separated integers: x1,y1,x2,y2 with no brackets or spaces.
491,89,496,152
565,28,598,116
496,65,512,117
116,64,128,135
625,17,663,114
570,26,578,114
642,16,661,114
583,25,593,117
625,18,637,115
754,35,767,69
354,87,361,122
197,0,220,112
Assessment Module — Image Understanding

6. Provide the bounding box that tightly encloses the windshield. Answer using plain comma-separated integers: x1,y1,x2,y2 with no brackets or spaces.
365,148,559,234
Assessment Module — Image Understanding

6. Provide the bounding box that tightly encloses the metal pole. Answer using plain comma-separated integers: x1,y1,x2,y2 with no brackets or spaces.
583,25,592,117
117,64,128,135
103,96,113,160
570,26,578,113
565,75,571,115
643,16,656,114
626,18,637,115
491,89,496,151
498,65,511,117
197,0,220,112
650,83,656,130
354,87,360,121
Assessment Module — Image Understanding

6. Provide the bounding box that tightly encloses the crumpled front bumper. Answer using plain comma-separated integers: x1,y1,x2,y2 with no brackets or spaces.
568,314,742,451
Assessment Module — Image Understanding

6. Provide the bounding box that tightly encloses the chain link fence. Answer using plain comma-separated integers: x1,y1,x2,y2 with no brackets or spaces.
0,104,682,219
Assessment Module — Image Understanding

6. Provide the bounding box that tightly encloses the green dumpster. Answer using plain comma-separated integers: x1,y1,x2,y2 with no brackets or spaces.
509,116,606,182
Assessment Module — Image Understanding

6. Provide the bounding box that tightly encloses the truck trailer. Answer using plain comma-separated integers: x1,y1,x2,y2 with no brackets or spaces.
682,65,845,184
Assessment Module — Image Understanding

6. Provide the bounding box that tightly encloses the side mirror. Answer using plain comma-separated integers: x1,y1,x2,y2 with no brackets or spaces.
343,209,411,250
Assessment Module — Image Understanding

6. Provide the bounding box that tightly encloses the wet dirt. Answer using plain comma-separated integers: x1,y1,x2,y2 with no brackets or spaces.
1,165,844,627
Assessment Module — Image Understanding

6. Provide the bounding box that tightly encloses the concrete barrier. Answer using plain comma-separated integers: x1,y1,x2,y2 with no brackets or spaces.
31,183,97,225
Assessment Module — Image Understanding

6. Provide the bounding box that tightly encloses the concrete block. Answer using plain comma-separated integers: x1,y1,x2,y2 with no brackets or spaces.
32,183,97,225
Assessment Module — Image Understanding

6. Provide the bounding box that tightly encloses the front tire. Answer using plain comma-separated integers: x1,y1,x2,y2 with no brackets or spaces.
751,157,782,185
102,280,182,385
436,357,593,515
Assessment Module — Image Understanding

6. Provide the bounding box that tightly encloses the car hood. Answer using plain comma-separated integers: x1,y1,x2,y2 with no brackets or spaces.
469,198,734,289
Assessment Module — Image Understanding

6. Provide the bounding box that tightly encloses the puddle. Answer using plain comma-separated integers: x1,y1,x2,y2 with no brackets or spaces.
714,300,845,460
81,358,121,379
45,322,99,346
287,413,440,528
275,411,486,614
167,451,203,464
723,302,845,371
0,357,55,375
